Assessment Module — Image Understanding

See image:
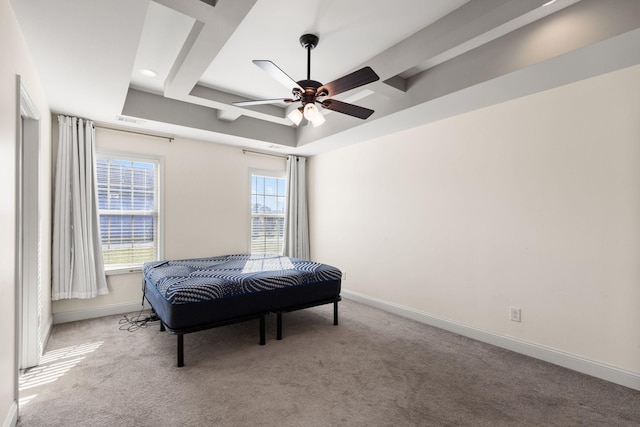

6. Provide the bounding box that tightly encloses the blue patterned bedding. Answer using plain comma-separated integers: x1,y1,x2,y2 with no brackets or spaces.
143,254,342,304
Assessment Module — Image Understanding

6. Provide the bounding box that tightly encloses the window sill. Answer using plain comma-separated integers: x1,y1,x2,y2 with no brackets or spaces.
105,266,143,276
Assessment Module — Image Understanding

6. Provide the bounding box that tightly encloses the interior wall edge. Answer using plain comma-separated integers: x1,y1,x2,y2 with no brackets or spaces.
342,289,640,392
39,315,53,359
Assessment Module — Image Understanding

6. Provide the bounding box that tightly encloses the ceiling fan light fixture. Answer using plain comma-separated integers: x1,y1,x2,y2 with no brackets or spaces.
288,107,303,125
311,111,326,127
304,103,325,127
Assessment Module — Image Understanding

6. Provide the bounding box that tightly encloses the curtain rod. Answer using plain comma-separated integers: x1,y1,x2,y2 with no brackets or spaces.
93,124,174,142
242,149,288,159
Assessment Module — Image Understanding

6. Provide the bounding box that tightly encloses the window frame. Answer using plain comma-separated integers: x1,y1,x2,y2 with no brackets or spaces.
96,150,164,275
249,168,286,256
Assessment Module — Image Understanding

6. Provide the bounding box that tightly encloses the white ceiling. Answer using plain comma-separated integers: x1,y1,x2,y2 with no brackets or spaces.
9,0,640,156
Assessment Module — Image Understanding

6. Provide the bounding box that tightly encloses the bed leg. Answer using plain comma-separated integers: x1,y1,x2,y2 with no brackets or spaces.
160,322,165,332
334,301,339,325
276,313,283,340
259,315,266,345
177,334,184,367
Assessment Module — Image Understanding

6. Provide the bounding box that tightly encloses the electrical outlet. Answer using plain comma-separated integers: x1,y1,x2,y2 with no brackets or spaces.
510,307,521,322
342,271,346,281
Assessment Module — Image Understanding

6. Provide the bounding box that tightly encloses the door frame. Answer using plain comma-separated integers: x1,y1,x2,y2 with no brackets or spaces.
15,75,42,399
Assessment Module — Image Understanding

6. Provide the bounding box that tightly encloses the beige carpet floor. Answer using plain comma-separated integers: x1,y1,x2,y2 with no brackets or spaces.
17,298,640,426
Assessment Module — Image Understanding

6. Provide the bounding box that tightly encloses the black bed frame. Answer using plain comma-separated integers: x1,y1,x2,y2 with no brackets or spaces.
153,296,341,367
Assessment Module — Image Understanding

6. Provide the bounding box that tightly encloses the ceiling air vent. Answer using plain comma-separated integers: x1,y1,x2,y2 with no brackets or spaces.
116,116,145,125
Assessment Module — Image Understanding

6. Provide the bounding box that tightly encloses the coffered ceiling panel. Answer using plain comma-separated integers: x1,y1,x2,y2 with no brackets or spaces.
10,0,640,155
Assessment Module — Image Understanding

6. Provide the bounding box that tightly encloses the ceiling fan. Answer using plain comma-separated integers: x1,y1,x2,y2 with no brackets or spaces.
233,34,380,127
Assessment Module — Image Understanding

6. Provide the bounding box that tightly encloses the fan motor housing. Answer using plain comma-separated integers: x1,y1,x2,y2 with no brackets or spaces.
296,80,322,89
294,80,324,104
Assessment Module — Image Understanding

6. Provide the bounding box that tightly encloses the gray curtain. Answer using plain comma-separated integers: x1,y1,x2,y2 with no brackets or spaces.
284,155,310,260
52,115,108,300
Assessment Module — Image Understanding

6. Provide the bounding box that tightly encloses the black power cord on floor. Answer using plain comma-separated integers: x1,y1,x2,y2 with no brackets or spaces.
119,308,160,332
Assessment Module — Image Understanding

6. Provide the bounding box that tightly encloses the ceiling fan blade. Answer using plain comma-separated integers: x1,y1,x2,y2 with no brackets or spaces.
253,60,303,91
318,66,380,97
233,98,294,106
321,99,374,120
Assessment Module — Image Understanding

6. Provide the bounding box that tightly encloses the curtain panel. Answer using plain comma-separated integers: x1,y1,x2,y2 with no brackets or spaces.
284,155,310,260
52,115,108,300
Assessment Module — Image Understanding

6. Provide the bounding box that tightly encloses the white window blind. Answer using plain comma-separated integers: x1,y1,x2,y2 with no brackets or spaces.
251,172,286,255
96,154,160,271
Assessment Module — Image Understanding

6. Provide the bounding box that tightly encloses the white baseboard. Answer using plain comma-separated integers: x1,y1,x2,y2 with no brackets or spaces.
53,300,151,325
342,289,640,391
2,401,17,427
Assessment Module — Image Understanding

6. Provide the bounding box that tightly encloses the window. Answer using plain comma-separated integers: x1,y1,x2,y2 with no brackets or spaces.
96,153,161,272
250,172,286,255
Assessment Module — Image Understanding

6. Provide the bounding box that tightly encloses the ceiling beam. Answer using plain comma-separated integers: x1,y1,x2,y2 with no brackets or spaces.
122,88,297,147
161,0,258,100
364,0,559,82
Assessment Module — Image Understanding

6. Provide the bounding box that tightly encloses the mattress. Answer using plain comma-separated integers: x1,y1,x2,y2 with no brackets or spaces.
143,254,342,331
